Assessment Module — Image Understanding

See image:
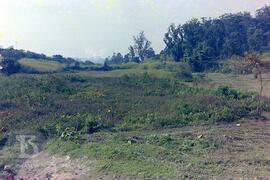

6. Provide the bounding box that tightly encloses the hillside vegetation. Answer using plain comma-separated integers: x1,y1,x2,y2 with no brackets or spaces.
0,63,269,178
0,5,269,180
19,58,65,73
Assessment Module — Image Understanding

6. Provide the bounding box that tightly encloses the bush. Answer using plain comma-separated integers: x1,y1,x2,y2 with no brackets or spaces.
60,127,81,142
0,58,21,75
215,86,251,99
176,86,257,124
175,69,193,82
82,115,103,134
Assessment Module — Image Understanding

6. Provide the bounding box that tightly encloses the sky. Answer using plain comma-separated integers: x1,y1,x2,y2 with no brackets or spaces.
0,0,269,61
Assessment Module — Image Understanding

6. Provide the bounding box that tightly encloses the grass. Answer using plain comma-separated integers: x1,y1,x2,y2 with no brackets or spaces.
0,58,270,178
19,58,65,72
77,60,192,80
203,73,270,96
0,72,266,136
47,131,221,179
46,120,270,179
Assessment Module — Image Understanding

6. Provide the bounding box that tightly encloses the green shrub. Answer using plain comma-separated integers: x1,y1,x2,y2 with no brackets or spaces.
60,127,81,142
66,75,87,83
175,69,193,82
176,86,258,124
82,115,103,134
0,58,21,75
216,86,246,99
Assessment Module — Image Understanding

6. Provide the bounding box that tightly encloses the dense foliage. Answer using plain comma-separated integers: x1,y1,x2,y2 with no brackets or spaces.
103,6,270,71
163,6,270,71
0,58,21,75
0,73,268,141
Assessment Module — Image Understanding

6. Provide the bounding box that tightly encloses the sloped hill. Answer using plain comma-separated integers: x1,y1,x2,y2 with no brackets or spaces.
19,58,66,73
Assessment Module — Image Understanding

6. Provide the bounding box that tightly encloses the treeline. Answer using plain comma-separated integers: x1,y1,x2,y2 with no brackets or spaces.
106,6,270,72
0,47,77,64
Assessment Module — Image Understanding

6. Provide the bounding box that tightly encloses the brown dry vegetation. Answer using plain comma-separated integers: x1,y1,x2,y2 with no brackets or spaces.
204,73,270,97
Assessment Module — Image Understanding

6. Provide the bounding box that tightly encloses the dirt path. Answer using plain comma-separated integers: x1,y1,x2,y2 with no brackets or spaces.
16,152,95,180
16,152,128,180
16,152,126,180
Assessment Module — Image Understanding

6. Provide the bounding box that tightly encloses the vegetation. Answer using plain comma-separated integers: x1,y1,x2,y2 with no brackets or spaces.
0,47,87,68
47,132,221,179
45,120,270,178
243,53,270,118
163,6,270,71
0,5,270,179
0,57,21,75
0,70,268,139
19,58,65,73
105,31,156,65
105,6,270,72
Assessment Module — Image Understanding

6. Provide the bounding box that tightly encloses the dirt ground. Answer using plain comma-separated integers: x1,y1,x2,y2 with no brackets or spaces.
16,152,126,180
16,153,93,180
15,120,270,180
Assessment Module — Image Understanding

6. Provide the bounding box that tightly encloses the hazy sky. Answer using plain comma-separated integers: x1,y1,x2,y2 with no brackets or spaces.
0,0,269,61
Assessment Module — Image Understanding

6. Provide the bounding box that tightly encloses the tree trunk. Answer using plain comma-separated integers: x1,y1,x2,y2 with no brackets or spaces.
258,72,263,118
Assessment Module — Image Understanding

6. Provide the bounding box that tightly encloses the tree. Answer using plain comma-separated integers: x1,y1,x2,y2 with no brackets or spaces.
243,53,270,118
164,24,185,61
203,18,225,58
220,13,252,57
52,54,65,63
187,42,215,72
131,31,153,62
128,46,135,62
123,54,130,63
248,28,265,52
145,47,156,59
0,57,21,75
105,53,124,65
162,6,270,70
254,6,270,51
182,18,205,55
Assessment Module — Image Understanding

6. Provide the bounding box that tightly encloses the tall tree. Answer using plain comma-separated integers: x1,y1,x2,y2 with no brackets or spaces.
164,24,185,61
162,6,270,72
220,12,252,57
203,18,225,58
128,46,136,62
182,18,205,55
131,31,153,62
187,42,215,72
105,53,124,65
254,6,270,51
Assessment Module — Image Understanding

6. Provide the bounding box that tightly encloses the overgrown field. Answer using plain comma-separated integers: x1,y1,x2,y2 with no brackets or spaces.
0,66,270,178
0,73,268,136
